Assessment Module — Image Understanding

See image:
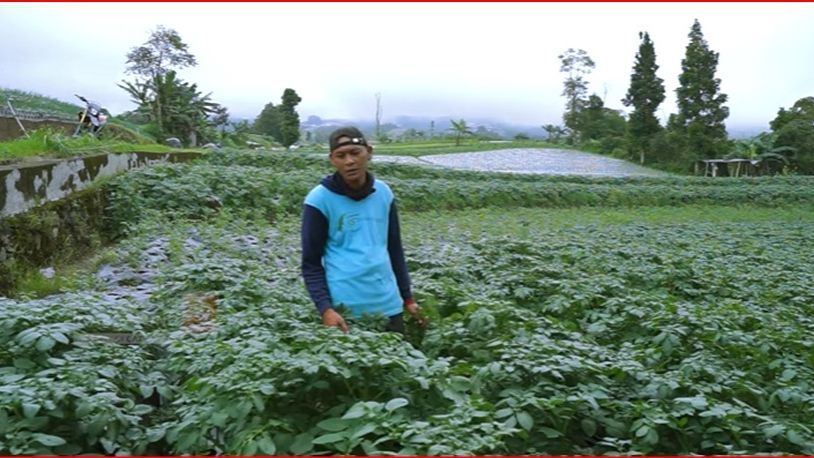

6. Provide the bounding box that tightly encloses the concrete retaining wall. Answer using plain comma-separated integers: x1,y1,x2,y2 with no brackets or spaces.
0,116,75,141
1,151,201,217
0,151,202,295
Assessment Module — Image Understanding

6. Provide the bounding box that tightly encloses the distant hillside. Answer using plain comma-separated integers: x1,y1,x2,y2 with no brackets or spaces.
301,114,548,141
0,88,82,117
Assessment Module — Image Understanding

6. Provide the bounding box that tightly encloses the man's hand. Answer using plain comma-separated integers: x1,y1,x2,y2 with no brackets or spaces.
404,299,428,328
322,308,349,333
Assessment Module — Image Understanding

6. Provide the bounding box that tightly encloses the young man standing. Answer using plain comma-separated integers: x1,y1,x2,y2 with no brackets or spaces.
301,127,423,333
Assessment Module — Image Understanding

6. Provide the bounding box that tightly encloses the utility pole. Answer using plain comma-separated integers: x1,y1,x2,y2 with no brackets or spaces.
375,92,382,140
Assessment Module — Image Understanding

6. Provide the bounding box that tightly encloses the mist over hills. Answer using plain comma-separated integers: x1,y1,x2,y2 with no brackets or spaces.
296,114,766,141
298,114,547,140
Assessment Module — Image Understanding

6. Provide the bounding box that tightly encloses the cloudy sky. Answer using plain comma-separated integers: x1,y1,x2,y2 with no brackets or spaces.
1,2,812,130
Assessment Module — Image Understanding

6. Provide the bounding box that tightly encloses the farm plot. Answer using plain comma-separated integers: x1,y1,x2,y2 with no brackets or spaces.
2,150,814,454
418,148,669,177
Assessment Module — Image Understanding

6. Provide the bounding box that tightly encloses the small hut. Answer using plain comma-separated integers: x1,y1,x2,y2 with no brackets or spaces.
695,159,761,177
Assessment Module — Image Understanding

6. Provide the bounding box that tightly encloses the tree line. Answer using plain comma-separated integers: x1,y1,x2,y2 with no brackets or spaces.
552,19,812,174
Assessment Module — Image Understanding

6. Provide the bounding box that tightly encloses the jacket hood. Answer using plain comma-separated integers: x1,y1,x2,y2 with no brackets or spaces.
320,172,376,201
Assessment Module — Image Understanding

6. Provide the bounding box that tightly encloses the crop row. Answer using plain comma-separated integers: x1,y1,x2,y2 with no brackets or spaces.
104,157,814,232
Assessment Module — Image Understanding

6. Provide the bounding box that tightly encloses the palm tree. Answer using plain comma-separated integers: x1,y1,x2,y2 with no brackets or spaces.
119,71,220,145
449,119,473,146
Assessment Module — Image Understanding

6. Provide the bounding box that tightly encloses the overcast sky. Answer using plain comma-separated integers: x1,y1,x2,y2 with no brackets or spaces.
1,2,812,130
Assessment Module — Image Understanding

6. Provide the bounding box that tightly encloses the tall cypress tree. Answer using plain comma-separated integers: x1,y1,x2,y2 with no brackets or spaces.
672,19,729,161
622,31,665,165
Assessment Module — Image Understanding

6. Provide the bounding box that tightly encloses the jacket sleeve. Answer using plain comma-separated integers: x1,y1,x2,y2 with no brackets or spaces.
301,203,332,315
387,200,413,301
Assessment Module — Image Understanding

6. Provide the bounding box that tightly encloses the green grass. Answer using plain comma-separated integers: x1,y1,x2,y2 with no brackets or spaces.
0,128,174,162
14,269,74,299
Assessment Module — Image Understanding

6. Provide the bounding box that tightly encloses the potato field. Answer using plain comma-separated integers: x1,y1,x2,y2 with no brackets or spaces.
2,150,813,454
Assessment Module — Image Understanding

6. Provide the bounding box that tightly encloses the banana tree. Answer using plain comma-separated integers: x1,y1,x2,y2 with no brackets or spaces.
119,71,221,146
449,119,474,146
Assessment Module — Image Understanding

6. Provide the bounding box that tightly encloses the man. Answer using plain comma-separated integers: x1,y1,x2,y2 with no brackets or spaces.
301,127,423,333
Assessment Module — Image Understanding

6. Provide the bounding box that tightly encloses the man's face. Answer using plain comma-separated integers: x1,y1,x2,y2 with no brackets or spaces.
329,136,372,184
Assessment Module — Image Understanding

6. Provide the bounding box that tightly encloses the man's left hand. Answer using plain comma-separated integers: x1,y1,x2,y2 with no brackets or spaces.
404,299,427,328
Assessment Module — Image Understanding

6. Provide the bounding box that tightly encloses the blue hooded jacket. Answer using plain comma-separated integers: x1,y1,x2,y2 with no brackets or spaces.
301,172,412,317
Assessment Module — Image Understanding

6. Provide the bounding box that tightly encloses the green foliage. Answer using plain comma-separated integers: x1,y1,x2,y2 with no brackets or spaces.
253,102,282,140
623,31,666,165
279,88,302,148
556,49,627,157
125,25,197,79
14,269,75,299
253,89,302,148
769,96,814,174
0,293,170,454
671,19,730,161
219,120,252,148
120,26,223,145
575,95,626,149
542,124,568,143
773,119,814,174
647,128,692,173
769,96,814,132
3,192,814,454
119,71,222,146
728,132,775,160
4,150,814,454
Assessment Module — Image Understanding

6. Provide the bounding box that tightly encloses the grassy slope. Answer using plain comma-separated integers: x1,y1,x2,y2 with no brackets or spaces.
1,87,81,117
0,130,173,162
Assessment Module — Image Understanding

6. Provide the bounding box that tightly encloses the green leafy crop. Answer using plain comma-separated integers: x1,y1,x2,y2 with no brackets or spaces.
2,149,813,454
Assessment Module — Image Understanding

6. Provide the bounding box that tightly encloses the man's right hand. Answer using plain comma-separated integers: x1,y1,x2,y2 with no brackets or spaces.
322,308,349,333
